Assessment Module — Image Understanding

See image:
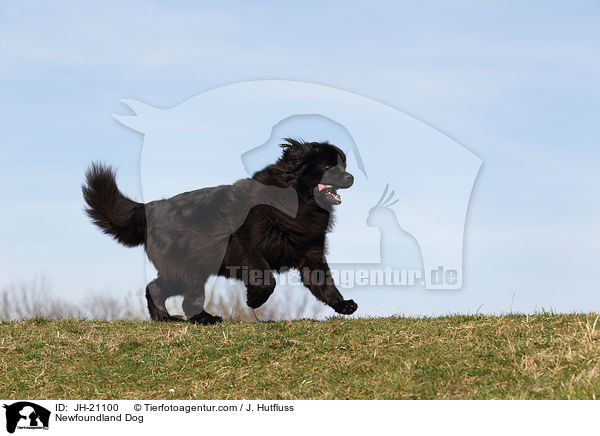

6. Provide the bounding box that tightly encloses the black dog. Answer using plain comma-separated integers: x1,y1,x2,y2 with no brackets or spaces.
82,138,357,324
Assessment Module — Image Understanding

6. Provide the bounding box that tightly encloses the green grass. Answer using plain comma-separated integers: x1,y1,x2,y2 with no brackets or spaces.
1,314,600,399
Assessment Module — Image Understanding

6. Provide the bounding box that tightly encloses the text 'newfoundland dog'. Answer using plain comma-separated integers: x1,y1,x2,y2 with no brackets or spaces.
82,138,357,324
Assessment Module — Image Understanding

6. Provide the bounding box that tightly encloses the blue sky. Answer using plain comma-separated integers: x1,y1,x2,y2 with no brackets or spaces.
1,1,599,316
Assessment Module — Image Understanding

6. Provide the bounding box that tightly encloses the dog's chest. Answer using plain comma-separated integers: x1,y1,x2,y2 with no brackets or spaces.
259,210,330,267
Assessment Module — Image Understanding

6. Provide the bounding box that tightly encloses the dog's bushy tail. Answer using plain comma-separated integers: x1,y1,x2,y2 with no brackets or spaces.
82,162,146,247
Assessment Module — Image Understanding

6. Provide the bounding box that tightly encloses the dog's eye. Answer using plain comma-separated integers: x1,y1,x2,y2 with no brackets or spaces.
325,165,333,169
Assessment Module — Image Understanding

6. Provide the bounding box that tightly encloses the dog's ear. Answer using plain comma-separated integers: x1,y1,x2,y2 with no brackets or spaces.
279,137,304,150
279,138,308,171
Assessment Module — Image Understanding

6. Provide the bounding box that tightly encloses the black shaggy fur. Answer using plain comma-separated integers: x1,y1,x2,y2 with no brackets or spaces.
83,139,357,324
82,165,146,247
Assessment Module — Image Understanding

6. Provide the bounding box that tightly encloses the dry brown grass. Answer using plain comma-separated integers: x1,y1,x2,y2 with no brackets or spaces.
1,313,600,399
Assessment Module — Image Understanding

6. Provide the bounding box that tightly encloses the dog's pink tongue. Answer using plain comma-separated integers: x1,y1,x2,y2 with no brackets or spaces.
318,184,332,191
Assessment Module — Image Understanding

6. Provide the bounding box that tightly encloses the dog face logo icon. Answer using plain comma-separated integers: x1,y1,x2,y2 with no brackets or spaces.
3,402,50,433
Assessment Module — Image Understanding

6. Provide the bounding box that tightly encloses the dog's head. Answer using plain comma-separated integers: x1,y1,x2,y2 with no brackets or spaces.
279,138,354,208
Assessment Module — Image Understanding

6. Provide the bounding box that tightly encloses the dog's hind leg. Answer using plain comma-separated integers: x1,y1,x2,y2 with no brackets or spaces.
146,278,185,322
182,277,223,325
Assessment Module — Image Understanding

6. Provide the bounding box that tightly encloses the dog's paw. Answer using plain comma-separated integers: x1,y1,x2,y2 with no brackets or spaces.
148,306,185,323
332,299,358,315
246,286,274,309
246,293,268,309
188,311,223,325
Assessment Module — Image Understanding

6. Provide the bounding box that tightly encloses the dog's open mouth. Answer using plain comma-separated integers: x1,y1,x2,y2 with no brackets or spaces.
317,183,342,205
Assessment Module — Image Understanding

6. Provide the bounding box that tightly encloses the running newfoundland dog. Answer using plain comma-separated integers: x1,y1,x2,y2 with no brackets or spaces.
82,138,357,324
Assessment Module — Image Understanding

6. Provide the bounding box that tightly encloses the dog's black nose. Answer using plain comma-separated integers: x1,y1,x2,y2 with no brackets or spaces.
343,173,354,187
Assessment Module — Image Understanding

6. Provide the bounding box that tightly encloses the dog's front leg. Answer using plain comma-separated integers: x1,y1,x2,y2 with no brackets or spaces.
300,261,358,315
245,266,276,309
227,260,276,309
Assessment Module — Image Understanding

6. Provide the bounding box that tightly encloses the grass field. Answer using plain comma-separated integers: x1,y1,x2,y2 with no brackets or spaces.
1,314,600,399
